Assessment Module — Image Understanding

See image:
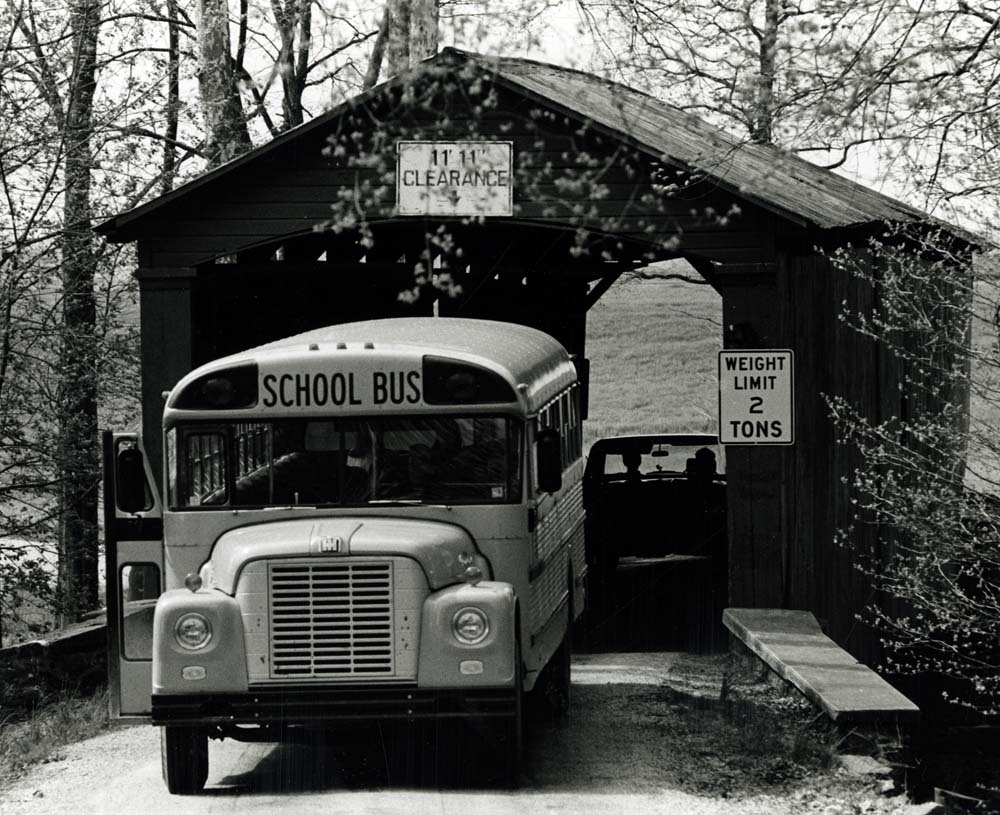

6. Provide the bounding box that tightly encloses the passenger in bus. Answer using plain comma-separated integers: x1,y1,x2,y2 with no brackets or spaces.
343,432,374,502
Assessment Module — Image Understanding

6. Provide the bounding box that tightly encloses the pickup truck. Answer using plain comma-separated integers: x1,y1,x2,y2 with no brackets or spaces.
582,434,728,651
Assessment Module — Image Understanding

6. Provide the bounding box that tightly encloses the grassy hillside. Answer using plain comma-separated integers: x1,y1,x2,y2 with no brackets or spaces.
584,273,722,448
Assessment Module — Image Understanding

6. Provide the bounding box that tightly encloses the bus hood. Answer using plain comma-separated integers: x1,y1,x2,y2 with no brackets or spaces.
203,517,484,594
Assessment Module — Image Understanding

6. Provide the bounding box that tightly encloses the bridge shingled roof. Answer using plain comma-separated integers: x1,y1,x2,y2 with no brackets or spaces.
96,47,971,245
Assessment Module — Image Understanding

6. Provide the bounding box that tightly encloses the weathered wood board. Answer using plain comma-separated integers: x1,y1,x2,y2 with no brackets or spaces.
723,607,920,724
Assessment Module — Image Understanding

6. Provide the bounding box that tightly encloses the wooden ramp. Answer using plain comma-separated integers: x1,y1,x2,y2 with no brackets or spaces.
723,608,920,725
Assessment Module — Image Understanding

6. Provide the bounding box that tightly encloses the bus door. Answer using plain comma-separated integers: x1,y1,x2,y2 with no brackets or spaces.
102,431,163,718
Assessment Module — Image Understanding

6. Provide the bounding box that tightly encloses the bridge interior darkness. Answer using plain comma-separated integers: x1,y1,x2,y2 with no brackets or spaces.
190,219,682,371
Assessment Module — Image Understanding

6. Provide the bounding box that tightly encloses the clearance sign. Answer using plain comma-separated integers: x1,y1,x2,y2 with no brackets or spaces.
718,350,794,445
396,141,513,216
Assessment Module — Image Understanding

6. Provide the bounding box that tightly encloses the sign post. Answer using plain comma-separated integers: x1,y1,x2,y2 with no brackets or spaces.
396,141,513,217
718,350,794,445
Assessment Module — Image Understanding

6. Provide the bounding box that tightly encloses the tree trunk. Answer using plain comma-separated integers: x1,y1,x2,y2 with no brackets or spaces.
58,0,102,624
386,0,411,77
275,0,311,130
290,0,311,127
385,0,437,76
161,0,180,193
753,0,780,144
363,10,389,90
409,0,438,64
197,0,251,165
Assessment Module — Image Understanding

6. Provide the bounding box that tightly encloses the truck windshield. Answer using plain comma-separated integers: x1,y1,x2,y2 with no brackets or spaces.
167,416,522,509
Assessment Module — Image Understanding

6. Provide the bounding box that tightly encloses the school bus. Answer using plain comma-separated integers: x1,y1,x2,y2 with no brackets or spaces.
103,317,586,793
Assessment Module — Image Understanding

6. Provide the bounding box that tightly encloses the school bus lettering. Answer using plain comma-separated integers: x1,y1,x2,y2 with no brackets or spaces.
261,371,362,408
373,370,422,405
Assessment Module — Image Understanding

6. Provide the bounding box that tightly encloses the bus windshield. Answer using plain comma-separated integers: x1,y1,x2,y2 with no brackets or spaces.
168,416,522,508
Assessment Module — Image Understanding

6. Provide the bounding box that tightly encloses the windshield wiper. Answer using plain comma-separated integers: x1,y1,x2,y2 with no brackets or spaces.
367,498,422,505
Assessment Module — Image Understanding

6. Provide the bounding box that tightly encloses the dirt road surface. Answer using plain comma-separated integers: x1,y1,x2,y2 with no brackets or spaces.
0,653,910,815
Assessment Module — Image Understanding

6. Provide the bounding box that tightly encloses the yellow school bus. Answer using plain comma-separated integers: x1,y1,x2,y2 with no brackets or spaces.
103,317,586,793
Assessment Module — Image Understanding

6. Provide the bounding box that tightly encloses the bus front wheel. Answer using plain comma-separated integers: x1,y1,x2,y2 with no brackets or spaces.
161,726,208,795
498,639,524,788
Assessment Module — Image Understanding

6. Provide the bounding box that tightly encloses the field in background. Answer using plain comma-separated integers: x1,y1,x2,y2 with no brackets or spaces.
584,274,722,448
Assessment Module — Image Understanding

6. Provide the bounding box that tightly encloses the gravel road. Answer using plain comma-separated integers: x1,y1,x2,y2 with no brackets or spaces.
0,653,915,815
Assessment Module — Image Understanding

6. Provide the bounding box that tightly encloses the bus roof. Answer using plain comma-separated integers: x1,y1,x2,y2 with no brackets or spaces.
169,318,578,416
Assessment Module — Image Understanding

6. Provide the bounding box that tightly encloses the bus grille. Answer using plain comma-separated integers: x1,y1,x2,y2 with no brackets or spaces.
268,560,395,679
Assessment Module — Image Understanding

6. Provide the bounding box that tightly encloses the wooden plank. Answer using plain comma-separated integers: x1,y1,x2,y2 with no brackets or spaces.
154,191,752,223
145,219,775,268
723,608,921,724
139,212,756,244
150,244,774,272
139,199,760,235
257,162,724,188
262,155,660,176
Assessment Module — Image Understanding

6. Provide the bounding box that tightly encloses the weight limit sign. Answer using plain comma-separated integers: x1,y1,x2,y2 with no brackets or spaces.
718,350,794,445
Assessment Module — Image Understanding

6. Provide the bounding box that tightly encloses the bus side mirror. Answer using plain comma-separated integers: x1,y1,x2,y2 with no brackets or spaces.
574,357,590,421
537,429,563,494
116,447,149,514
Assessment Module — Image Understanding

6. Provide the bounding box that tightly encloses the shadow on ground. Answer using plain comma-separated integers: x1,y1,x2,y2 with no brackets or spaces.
577,556,727,654
212,677,828,796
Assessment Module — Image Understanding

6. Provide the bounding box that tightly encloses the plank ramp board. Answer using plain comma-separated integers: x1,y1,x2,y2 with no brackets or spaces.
723,608,920,724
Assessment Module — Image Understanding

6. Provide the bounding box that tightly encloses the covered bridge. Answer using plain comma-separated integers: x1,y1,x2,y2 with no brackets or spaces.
97,48,976,663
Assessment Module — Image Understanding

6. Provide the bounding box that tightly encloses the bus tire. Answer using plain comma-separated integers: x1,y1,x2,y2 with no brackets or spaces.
542,628,572,721
499,637,523,788
161,726,208,795
532,635,572,721
557,570,574,719
528,578,573,722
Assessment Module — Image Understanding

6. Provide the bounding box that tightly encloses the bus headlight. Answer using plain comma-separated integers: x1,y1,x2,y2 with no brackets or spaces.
174,612,212,650
452,607,489,645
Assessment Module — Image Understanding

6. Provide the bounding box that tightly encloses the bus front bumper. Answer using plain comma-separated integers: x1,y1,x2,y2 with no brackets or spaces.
151,686,518,727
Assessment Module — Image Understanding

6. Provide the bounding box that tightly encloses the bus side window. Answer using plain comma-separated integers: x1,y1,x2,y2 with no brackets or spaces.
232,422,273,505
534,387,582,492
183,431,227,506
121,563,159,660
533,409,545,494
560,393,571,466
534,402,559,493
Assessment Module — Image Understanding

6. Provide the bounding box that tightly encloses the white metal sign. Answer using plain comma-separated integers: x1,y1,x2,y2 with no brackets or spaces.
718,350,794,445
396,141,513,216
258,359,423,413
